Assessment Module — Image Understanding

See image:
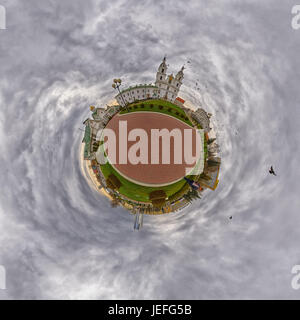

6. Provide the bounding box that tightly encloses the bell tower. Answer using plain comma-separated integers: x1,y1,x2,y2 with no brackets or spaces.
155,56,167,83
174,66,184,92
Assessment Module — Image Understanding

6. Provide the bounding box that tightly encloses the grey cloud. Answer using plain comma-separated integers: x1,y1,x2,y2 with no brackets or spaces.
0,0,300,299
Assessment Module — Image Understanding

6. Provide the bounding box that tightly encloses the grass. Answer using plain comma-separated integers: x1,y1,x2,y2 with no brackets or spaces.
120,99,193,127
100,160,187,203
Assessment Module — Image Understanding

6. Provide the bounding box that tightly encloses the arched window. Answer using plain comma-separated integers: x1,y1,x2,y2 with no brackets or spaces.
160,76,162,80
162,68,164,73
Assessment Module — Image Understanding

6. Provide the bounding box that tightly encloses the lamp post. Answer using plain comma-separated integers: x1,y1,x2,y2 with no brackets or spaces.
112,78,129,112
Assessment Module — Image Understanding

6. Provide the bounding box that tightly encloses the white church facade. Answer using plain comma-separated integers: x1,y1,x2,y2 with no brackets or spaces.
115,57,184,106
155,56,184,102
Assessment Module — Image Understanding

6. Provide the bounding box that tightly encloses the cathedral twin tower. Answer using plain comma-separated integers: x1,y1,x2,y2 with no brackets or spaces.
115,57,185,106
155,57,184,102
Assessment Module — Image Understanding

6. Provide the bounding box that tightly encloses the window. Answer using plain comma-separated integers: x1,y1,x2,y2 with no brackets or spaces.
160,76,162,80
176,83,179,87
162,68,164,73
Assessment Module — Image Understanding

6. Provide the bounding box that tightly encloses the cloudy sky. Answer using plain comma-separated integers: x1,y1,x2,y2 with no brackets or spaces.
0,0,300,299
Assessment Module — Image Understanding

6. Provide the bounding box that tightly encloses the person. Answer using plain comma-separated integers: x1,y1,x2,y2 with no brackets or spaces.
184,177,201,190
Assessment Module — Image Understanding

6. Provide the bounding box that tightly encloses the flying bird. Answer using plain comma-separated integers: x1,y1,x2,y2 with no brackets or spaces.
269,166,276,176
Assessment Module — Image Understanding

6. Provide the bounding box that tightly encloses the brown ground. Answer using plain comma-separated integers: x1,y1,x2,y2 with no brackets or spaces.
104,112,198,186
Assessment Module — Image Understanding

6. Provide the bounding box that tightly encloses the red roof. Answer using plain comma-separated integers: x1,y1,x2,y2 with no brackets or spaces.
176,97,185,103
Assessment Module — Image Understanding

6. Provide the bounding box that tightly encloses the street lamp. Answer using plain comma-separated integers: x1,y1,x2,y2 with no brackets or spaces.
112,78,129,112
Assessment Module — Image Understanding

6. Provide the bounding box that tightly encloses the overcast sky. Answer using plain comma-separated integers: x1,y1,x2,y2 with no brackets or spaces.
0,0,300,299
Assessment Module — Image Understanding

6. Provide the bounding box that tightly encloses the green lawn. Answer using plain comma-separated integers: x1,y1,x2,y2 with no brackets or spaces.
100,160,187,203
120,99,193,127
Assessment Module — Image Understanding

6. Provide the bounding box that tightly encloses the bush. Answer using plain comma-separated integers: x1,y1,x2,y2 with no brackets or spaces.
141,104,144,108
159,105,163,110
168,108,172,112
168,183,190,202
134,105,138,109
106,174,122,190
150,104,154,108
175,112,179,116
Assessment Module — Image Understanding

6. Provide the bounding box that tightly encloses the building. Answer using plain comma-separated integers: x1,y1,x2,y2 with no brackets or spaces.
105,105,120,118
92,108,106,121
115,84,158,107
174,97,185,107
198,160,220,190
208,142,220,154
155,57,184,102
82,121,94,160
192,108,211,132
82,104,122,161
205,157,221,173
84,118,104,136
92,105,120,123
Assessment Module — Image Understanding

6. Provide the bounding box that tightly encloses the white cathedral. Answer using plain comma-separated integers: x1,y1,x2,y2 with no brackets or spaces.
115,57,185,106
